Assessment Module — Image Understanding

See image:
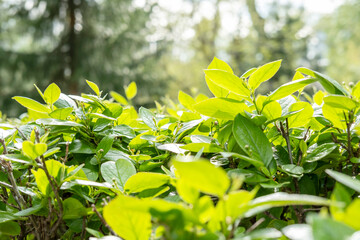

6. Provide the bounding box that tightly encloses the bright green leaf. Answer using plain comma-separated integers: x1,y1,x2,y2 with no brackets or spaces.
233,114,273,167
124,172,170,194
194,98,250,120
101,159,136,191
86,80,100,96
13,96,51,113
125,82,137,100
248,60,282,90
173,158,230,196
204,69,250,98
44,83,61,105
63,198,87,219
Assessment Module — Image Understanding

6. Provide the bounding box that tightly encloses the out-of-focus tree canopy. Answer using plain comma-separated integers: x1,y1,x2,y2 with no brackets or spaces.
0,0,170,116
317,0,360,84
0,0,357,117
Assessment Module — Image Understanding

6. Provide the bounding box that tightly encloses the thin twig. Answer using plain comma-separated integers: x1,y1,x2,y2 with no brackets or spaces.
15,127,27,141
0,138,8,154
91,204,117,236
246,218,265,233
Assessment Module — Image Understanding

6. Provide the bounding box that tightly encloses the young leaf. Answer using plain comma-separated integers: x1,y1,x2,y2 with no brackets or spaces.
110,91,128,105
103,195,151,240
13,96,51,113
245,192,330,217
181,143,223,153
125,82,137,100
96,135,114,159
287,102,313,128
194,98,250,120
303,143,337,162
22,141,47,160
207,56,233,73
139,107,156,130
266,78,317,102
326,169,360,193
248,60,282,90
297,67,349,96
62,198,87,219
124,172,170,194
173,158,230,197
323,95,358,111
100,159,136,191
205,57,233,97
178,91,196,111
204,69,251,98
322,104,347,130
49,107,73,120
86,80,100,96
313,90,325,105
233,114,273,167
44,83,61,105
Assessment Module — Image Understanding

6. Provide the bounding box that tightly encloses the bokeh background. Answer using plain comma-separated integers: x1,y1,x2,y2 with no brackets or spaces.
0,0,357,117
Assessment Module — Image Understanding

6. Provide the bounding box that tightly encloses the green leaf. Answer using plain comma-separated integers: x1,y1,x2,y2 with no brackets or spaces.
287,102,313,128
63,198,87,219
124,172,170,194
233,114,273,167
44,83,61,105
0,221,21,236
303,143,337,162
178,91,196,111
49,107,73,120
248,60,282,90
110,91,128,105
297,67,349,96
323,95,358,111
173,158,230,196
262,100,282,121
103,195,151,240
282,224,313,240
36,118,83,127
245,192,330,217
139,107,156,130
206,57,233,97
96,135,114,159
207,57,233,73
100,159,136,191
322,104,347,130
86,80,100,96
32,160,64,195
313,90,325,105
22,141,47,160
12,96,51,113
311,214,355,240
352,81,360,99
157,143,187,154
181,143,223,153
204,70,250,98
266,78,317,102
281,164,304,176
326,169,360,193
0,211,23,224
194,98,250,120
125,82,137,100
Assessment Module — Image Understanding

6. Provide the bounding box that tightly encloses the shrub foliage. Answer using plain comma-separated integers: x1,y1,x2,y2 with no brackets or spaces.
1,58,360,239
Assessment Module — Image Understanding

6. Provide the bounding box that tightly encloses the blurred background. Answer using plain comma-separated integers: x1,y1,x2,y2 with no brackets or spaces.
0,0,357,117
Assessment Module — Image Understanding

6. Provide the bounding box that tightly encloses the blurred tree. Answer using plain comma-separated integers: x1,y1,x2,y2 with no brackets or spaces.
228,0,310,90
0,0,170,116
318,0,360,84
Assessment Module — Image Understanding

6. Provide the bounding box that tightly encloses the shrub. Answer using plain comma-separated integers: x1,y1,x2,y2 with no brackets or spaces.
0,58,360,239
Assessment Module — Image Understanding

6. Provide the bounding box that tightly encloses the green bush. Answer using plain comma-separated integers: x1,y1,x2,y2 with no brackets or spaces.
0,58,360,239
